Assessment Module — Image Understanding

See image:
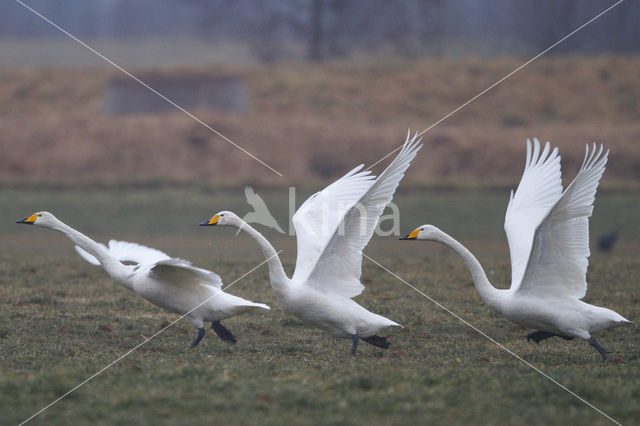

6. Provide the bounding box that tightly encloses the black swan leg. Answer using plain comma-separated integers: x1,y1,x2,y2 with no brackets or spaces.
190,327,205,348
362,335,390,349
526,330,574,344
211,320,237,344
350,333,359,355
588,337,608,360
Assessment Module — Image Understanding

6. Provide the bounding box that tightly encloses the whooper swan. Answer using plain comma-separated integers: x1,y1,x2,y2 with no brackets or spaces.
400,139,631,359
200,133,422,354
16,212,269,347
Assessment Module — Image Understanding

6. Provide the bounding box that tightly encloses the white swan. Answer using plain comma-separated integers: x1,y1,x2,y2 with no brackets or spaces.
200,133,422,354
16,212,269,347
400,139,631,359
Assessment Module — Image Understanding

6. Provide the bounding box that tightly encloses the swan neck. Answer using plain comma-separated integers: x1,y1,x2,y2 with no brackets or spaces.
433,230,503,309
52,220,130,287
238,220,288,289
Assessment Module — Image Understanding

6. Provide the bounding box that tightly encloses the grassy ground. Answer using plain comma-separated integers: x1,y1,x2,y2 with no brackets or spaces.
1,188,639,425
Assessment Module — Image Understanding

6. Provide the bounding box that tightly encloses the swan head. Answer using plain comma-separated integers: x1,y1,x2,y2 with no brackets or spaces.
399,224,441,241
200,211,241,227
16,211,57,228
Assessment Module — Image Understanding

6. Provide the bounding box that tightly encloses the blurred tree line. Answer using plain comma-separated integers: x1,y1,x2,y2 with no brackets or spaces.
3,0,638,61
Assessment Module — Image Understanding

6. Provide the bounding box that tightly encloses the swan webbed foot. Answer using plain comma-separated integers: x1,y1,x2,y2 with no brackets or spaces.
588,337,608,360
350,334,359,355
526,330,555,343
526,330,574,344
190,327,205,348
362,335,390,349
211,320,237,344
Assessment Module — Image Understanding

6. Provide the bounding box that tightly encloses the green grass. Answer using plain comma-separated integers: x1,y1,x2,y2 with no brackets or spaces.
1,188,639,425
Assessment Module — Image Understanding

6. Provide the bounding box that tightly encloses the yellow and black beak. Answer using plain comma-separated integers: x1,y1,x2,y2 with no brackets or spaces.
199,215,219,226
16,214,38,225
399,228,420,240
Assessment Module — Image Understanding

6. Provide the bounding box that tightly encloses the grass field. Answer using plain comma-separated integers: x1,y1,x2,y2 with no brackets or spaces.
1,188,639,425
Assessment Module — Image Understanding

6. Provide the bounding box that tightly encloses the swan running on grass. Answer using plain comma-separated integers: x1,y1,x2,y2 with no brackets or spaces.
16,212,269,347
400,139,631,359
201,133,422,354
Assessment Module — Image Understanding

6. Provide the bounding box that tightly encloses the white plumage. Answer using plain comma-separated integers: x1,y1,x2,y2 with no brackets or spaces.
402,139,631,359
202,131,422,354
17,212,269,347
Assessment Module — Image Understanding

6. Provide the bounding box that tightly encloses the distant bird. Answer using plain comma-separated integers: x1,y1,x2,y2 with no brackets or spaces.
238,186,285,235
401,139,631,359
200,132,422,354
598,231,619,252
16,212,269,348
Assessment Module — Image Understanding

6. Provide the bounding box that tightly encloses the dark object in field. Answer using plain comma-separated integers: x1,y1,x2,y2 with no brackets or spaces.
598,231,618,252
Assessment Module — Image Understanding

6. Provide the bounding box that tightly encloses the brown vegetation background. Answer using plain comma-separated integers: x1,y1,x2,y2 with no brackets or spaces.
1,56,639,189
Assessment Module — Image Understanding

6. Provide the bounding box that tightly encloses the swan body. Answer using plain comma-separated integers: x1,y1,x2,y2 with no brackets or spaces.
16,212,269,347
401,139,631,359
201,132,423,354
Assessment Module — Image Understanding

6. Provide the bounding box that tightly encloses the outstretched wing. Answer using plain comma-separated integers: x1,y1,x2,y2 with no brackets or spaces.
75,240,171,267
75,240,223,291
149,258,223,290
504,138,562,291
304,132,422,298
516,143,608,299
291,165,376,282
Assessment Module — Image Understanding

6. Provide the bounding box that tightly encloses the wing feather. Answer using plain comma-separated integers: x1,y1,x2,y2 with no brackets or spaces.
504,138,562,291
75,240,223,290
305,131,422,298
516,143,608,298
291,164,376,281
149,258,223,290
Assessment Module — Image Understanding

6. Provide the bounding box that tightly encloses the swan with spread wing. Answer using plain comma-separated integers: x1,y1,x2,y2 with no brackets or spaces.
16,212,269,348
201,132,422,354
401,139,631,359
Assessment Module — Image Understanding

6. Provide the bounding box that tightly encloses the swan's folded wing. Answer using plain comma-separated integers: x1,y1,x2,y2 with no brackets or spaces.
305,132,422,298
516,144,608,299
149,258,224,290
504,138,562,292
291,164,376,282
